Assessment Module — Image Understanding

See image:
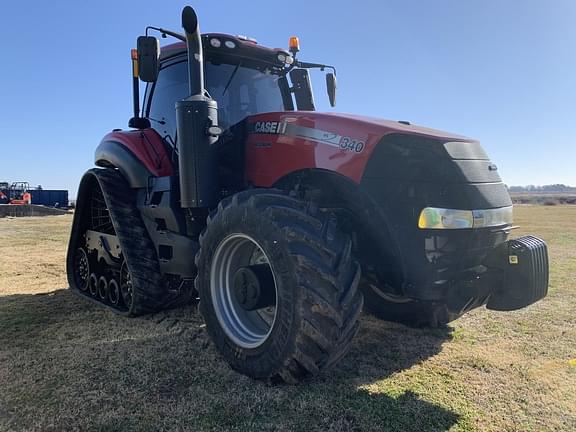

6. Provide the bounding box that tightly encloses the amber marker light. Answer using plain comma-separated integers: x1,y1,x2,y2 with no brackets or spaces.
131,48,139,77
289,36,300,54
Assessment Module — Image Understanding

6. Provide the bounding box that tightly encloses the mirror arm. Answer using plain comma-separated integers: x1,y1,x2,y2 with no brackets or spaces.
295,61,337,76
128,47,151,129
132,75,140,119
146,26,186,42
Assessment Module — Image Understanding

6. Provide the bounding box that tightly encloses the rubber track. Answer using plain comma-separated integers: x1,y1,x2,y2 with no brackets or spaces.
66,168,165,316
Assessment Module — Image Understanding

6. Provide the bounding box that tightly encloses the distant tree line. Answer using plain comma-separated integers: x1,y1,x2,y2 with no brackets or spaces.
507,184,576,193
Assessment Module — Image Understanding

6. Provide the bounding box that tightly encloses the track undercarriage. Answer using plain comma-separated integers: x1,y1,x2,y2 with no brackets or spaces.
67,168,192,316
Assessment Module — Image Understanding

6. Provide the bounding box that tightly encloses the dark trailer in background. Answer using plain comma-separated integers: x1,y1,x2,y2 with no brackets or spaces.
30,189,68,208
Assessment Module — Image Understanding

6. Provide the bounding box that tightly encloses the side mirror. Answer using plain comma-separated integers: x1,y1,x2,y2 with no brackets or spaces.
137,36,160,82
326,73,337,107
289,69,315,111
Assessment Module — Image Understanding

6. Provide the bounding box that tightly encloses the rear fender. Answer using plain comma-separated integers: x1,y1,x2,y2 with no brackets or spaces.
95,141,152,188
95,129,173,188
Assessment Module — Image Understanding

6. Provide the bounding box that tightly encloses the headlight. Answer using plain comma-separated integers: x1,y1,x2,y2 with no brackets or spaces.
418,206,513,229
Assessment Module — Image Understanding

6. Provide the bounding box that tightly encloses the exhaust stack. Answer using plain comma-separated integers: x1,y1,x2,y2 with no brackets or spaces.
181,6,204,97
176,6,219,208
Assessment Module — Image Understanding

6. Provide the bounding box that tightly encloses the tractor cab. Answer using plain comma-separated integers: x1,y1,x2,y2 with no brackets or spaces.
134,32,336,145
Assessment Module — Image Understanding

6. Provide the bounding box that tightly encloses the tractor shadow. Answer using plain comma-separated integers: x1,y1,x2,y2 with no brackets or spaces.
333,313,454,383
0,289,458,431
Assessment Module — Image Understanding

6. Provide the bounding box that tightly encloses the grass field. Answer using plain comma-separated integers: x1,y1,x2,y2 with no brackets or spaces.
510,193,576,206
0,206,575,431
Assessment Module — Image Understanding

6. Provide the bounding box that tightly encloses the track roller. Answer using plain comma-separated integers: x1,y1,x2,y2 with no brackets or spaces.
89,273,98,297
97,276,109,301
108,278,120,306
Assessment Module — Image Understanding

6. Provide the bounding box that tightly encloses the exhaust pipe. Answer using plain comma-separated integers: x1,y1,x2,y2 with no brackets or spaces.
181,6,204,97
176,6,220,209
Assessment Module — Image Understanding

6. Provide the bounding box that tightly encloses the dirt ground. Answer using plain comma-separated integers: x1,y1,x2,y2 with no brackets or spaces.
0,206,574,431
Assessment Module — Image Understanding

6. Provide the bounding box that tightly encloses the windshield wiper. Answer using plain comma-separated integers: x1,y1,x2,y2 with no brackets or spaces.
222,63,241,95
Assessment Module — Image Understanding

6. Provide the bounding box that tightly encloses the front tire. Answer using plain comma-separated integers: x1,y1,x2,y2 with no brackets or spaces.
195,190,363,383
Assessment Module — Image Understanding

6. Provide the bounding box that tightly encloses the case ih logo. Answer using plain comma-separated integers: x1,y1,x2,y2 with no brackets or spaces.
250,121,287,134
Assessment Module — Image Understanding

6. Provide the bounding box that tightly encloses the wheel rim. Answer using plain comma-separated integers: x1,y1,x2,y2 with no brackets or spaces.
210,234,278,349
74,248,90,291
120,261,133,309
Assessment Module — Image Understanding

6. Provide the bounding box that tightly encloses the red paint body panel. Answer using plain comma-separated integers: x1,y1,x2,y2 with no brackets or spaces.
102,113,470,189
244,112,471,187
101,129,173,177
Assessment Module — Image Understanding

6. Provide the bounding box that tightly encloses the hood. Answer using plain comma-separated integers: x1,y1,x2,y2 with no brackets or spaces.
246,111,474,148
330,113,471,142
244,111,478,187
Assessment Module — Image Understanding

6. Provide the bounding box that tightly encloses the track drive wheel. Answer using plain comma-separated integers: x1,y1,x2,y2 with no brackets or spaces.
72,248,90,292
195,189,363,383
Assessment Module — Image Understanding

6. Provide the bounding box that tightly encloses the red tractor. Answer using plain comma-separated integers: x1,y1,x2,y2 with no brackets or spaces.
67,6,549,383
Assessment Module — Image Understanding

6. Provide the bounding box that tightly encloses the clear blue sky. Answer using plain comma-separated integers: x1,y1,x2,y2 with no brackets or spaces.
1,1,575,197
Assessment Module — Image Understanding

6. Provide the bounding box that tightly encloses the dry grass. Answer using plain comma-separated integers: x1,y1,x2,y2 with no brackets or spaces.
0,207,575,431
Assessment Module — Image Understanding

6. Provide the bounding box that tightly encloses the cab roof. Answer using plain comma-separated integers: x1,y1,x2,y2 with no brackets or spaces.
160,33,291,71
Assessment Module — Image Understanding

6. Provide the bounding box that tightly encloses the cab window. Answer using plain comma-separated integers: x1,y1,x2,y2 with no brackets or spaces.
147,61,188,144
146,58,284,144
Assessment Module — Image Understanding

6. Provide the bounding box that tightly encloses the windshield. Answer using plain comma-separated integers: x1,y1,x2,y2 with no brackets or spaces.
146,58,285,137
206,62,284,129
